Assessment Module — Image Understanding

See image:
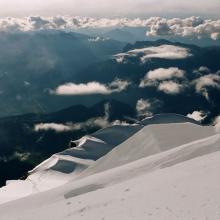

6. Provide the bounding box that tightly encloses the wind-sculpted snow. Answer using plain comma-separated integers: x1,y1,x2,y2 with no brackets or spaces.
0,113,220,220
0,131,220,219
66,133,220,199
141,113,201,125
82,116,214,175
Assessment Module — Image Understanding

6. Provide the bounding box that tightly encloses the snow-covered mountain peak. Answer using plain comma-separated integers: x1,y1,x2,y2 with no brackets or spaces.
141,113,201,125
0,113,219,220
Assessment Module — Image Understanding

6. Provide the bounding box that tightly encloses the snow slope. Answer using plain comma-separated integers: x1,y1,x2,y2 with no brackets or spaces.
82,114,214,176
0,114,219,220
0,124,141,203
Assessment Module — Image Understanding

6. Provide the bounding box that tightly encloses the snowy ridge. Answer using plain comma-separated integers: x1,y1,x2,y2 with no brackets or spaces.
140,113,202,125
81,121,214,176
0,123,141,203
0,113,219,220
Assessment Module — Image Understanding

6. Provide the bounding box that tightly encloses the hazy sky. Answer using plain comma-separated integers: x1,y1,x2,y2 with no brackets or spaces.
0,0,219,18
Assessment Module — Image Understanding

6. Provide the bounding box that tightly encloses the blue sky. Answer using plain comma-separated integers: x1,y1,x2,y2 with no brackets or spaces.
0,0,219,18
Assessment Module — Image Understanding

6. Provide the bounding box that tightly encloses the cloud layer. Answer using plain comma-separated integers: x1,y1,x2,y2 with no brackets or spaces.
0,16,219,40
52,79,130,96
158,81,183,94
34,122,79,132
146,16,220,40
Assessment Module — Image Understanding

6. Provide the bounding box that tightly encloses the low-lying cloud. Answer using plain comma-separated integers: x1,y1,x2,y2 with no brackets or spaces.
136,98,162,118
115,45,191,64
140,66,220,97
51,79,130,96
158,81,183,95
34,103,129,133
140,67,185,87
139,67,186,95
193,72,220,100
148,67,185,80
34,122,78,133
136,99,152,118
193,66,211,76
34,119,107,133
146,16,220,41
187,111,207,122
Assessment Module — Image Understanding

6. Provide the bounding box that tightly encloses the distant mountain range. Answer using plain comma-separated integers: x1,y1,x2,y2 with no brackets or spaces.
73,39,220,120
0,31,219,117
0,32,219,118
77,26,220,46
0,31,125,117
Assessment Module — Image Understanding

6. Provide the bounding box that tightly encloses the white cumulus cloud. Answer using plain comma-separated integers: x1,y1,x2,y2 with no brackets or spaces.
158,81,183,94
51,79,130,96
139,67,186,92
187,111,207,122
193,66,211,76
140,68,185,87
146,16,220,41
194,72,220,100
114,45,191,64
